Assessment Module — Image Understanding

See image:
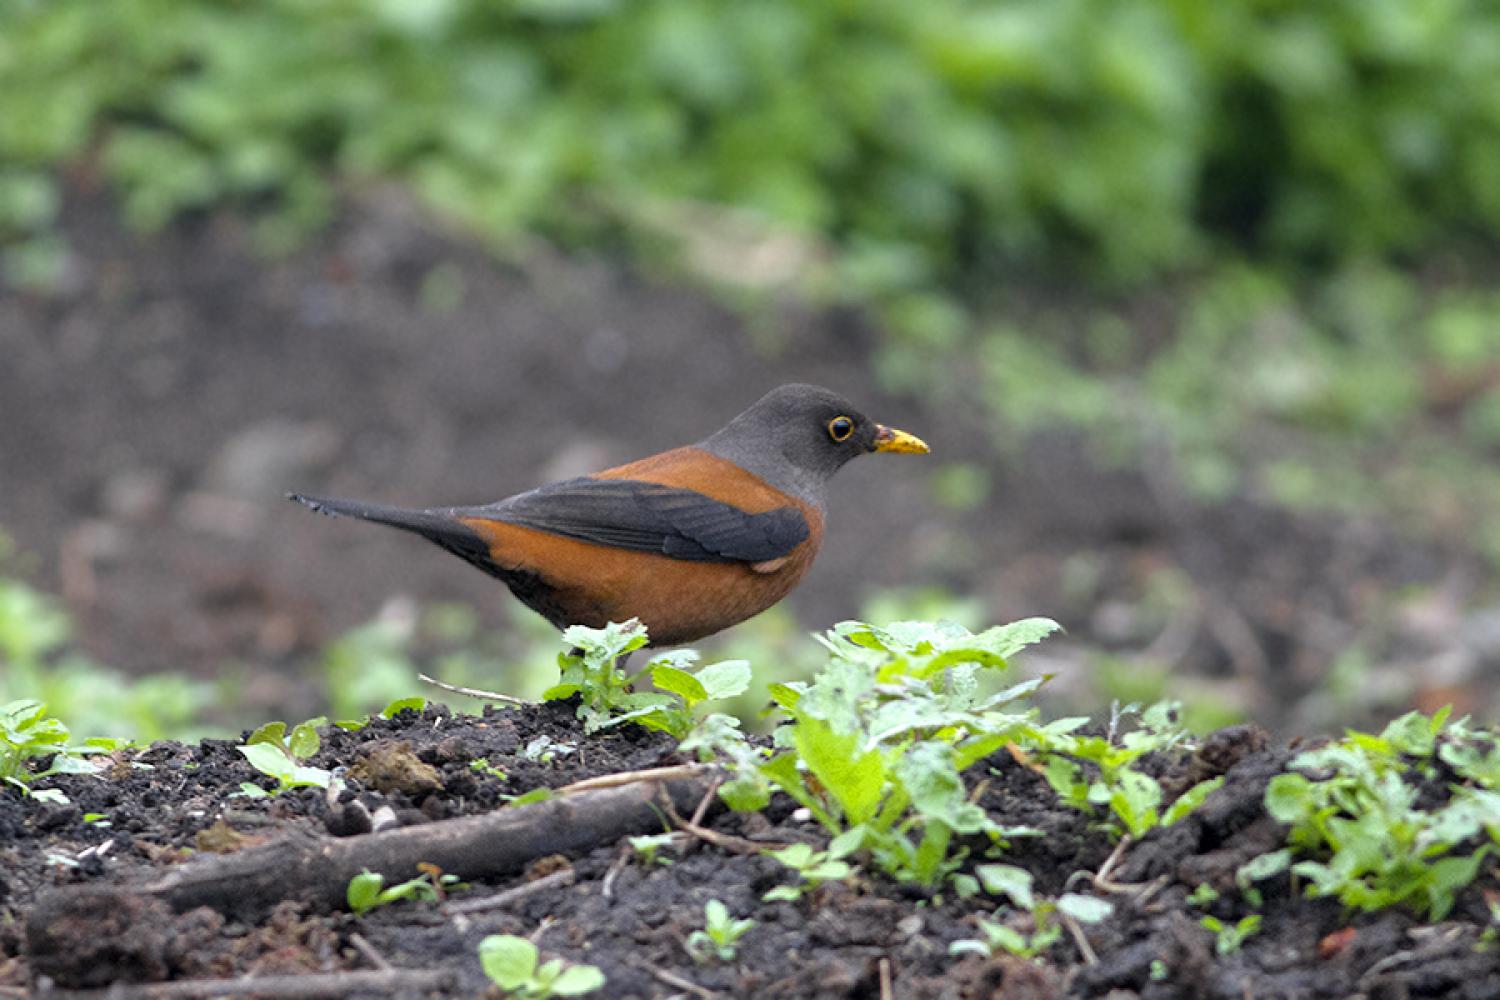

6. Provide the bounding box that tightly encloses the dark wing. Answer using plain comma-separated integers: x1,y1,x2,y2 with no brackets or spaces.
469,477,809,563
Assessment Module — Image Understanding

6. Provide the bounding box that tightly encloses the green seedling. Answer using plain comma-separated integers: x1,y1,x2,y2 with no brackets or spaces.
762,836,857,902
1,699,102,792
522,735,577,764
501,788,554,808
1261,709,1500,920
1187,883,1220,906
478,934,604,998
1200,914,1261,955
1037,701,1223,839
236,717,331,797
950,871,1112,961
470,757,508,780
735,618,1058,887
380,696,427,719
627,833,678,867
347,866,460,914
542,620,750,737
685,899,755,964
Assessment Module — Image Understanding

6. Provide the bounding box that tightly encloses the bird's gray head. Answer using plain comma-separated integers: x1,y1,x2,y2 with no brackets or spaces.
700,383,928,505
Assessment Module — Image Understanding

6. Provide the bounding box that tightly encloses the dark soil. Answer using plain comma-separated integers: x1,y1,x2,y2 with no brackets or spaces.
4,706,1499,999
2,188,1492,733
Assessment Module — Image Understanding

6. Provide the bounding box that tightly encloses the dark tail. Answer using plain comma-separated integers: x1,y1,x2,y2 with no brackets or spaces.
287,493,495,566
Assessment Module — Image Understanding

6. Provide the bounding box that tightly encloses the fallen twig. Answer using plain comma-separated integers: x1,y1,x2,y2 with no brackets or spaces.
416,672,528,706
634,961,720,1000
29,768,713,931
662,792,783,855
878,957,894,1000
445,868,576,916
347,932,391,971
1060,914,1099,965
36,968,454,999
559,763,716,795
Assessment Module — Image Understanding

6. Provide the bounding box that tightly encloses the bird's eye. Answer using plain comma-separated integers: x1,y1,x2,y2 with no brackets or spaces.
827,416,855,442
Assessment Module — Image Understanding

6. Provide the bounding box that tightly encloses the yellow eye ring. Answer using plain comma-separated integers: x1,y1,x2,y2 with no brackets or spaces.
827,416,855,442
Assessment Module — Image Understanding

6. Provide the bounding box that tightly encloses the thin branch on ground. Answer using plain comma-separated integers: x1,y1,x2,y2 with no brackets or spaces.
30,769,712,925
559,763,717,794
632,960,721,1000
661,791,784,855
1061,914,1099,965
416,673,529,706
347,932,391,971
38,969,454,999
445,868,576,916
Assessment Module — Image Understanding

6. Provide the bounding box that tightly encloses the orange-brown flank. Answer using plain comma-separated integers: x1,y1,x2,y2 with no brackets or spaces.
459,447,823,647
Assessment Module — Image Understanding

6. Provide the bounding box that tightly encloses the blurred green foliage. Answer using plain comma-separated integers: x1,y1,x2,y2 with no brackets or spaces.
973,263,1500,560
0,574,220,741
3,0,1499,300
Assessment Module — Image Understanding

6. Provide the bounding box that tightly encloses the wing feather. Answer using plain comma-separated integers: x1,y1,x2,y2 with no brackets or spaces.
465,477,808,564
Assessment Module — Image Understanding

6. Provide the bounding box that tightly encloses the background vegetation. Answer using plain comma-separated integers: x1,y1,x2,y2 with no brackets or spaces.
2,0,1497,740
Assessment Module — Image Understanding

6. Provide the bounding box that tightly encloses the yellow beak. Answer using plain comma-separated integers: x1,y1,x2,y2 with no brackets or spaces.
872,424,930,454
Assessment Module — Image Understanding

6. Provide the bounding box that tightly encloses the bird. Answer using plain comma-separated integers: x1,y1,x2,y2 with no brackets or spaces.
289,383,928,647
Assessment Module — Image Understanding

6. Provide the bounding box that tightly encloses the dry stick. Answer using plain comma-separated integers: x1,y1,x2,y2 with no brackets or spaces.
661,791,784,855
559,763,716,794
635,962,721,1000
38,968,454,999
446,868,577,916
679,776,724,858
878,957,894,1000
30,770,713,925
347,932,391,971
1061,914,1099,965
416,672,529,706
601,846,632,902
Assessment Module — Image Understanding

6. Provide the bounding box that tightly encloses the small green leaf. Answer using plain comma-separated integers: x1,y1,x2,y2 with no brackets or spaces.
1264,773,1313,823
380,697,426,718
976,864,1034,909
238,741,293,777
695,659,751,700
1237,849,1292,888
550,964,606,995
794,717,886,825
651,664,708,706
288,719,323,760
1056,893,1113,923
246,722,286,747
478,934,538,989
348,870,384,914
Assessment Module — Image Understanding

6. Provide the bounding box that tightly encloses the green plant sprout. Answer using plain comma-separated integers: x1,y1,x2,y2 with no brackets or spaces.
236,716,332,797
950,866,1113,960
725,617,1058,887
1258,708,1500,920
1,699,102,793
477,934,604,998
685,899,756,964
470,757,508,780
522,735,578,765
762,836,857,902
1200,914,1261,955
542,620,751,737
1036,701,1224,839
346,867,460,915
1187,883,1220,907
627,833,679,867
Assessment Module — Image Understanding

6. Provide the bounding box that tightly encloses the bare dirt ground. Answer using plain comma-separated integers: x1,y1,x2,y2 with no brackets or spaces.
5,704,1499,998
